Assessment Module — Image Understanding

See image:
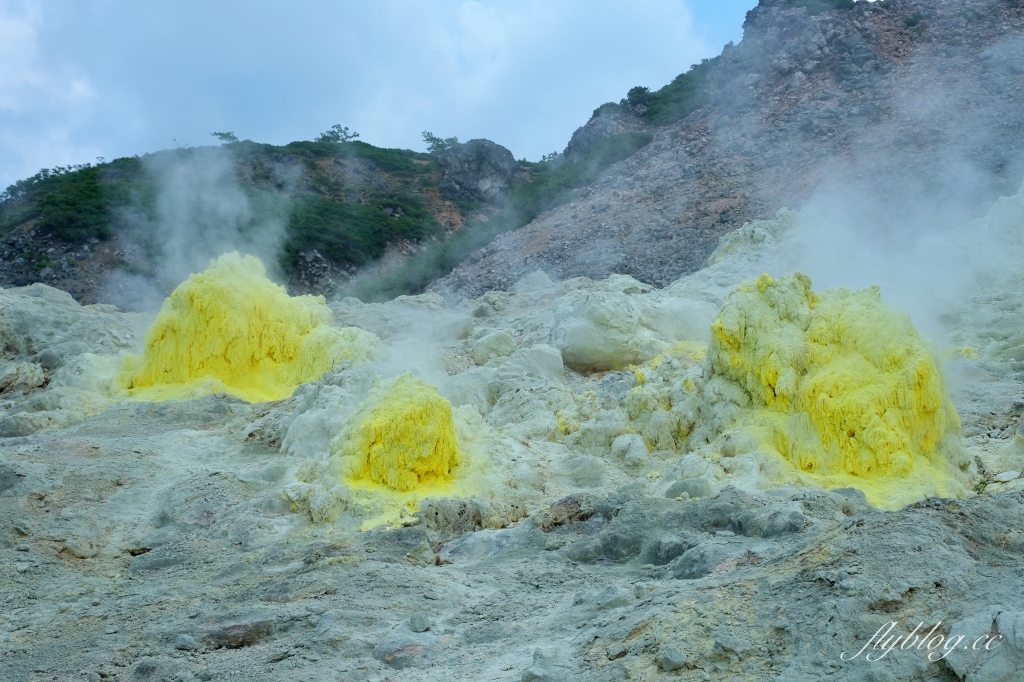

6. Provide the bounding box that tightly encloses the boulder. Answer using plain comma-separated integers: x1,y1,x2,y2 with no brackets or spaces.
472,330,517,365
563,107,645,162
436,139,518,204
550,290,664,371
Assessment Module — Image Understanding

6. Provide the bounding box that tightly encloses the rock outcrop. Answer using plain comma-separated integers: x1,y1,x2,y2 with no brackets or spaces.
563,106,646,162
435,0,1024,296
435,138,519,205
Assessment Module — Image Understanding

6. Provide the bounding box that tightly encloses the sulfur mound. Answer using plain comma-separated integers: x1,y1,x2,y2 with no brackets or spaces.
120,252,379,403
697,272,974,508
333,372,460,492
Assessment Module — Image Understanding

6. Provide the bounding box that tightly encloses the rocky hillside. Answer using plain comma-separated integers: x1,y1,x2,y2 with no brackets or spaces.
4,0,1023,308
0,138,520,306
435,0,1024,296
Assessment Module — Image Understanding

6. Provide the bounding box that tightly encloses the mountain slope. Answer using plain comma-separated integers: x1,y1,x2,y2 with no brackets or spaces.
434,0,1024,297
0,140,479,306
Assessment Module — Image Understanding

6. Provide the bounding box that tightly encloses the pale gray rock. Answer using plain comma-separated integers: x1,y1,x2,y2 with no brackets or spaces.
472,329,517,365
435,139,518,204
665,477,715,500
656,646,687,671
610,433,648,467
199,615,274,649
550,288,664,371
512,270,555,294
409,613,431,632
174,634,199,651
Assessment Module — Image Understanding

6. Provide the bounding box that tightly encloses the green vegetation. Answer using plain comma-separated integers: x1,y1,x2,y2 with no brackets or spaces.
2,118,650,302
422,131,460,154
905,13,925,27
280,140,435,177
640,58,718,126
0,158,144,241
315,125,359,143
595,57,718,128
343,132,653,301
591,102,622,120
285,192,442,268
0,139,439,267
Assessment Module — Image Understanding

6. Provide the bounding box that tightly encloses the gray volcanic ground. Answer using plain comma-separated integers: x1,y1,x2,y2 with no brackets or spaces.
2,185,1024,681
4,1,1024,681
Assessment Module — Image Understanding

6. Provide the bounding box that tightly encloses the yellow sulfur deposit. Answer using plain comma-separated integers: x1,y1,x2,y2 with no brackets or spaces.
708,272,972,508
333,372,460,492
120,252,379,403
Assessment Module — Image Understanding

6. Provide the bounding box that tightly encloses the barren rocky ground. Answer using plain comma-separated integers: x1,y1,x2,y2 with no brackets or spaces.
4,185,1024,679
4,1,1024,681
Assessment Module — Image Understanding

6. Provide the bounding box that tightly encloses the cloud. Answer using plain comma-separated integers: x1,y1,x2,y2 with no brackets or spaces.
0,1,94,114
0,0,714,188
0,0,101,188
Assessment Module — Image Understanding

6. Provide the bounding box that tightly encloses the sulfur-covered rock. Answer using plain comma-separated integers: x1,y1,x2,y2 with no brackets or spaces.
689,272,976,508
120,252,379,403
332,372,460,492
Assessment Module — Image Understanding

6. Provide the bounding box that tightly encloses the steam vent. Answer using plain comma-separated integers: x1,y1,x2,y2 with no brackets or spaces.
704,273,973,509
6,0,1024,679
334,372,461,492
119,252,379,403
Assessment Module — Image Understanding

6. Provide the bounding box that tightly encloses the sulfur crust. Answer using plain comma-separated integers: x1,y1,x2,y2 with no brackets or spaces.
333,372,461,493
120,252,379,403
708,272,970,508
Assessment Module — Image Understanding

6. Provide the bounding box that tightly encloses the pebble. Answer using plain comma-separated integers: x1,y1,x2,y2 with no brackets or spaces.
15,544,30,552
176,634,200,650
104,625,119,634
657,647,688,671
409,613,431,632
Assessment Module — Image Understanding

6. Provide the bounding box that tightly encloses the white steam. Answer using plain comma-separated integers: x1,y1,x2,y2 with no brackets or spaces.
102,146,296,311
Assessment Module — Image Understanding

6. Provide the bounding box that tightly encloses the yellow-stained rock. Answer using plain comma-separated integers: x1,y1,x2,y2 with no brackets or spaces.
121,252,378,403
707,272,974,508
334,372,460,492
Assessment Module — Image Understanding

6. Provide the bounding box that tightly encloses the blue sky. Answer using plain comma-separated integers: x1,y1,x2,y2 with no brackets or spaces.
0,1,755,189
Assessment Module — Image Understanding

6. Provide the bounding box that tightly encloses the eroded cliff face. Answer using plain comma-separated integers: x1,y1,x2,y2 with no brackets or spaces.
435,0,1024,296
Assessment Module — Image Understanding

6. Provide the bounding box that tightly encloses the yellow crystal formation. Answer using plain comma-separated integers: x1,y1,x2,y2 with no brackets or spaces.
333,372,461,492
708,272,972,508
121,252,378,403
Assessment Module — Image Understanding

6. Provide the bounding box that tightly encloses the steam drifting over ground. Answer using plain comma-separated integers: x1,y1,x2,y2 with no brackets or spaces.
3,175,1024,678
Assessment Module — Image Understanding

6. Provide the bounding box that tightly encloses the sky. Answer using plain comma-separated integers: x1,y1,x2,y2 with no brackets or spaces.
0,0,755,190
